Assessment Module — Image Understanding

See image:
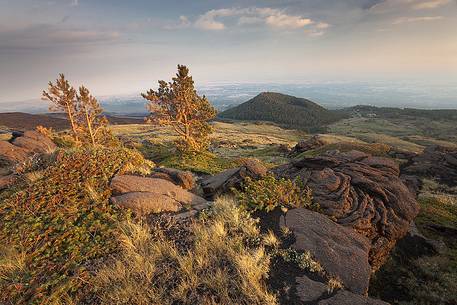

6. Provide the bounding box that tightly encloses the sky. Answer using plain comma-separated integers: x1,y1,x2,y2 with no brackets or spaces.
0,0,456,102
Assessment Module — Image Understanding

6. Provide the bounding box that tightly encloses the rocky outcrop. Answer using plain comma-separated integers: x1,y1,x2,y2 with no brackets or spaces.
110,175,207,216
149,167,196,190
294,275,389,304
281,208,372,294
0,131,56,190
402,145,457,187
272,150,419,270
290,135,326,155
201,159,267,200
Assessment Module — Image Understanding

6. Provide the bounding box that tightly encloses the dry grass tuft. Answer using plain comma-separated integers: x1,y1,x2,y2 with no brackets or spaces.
93,197,278,305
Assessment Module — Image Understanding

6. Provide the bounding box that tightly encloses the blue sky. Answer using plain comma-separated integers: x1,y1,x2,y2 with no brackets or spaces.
0,0,456,101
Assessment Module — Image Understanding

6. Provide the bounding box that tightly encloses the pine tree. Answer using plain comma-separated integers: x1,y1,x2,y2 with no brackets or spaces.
142,65,217,152
43,74,111,146
77,86,109,146
42,74,80,142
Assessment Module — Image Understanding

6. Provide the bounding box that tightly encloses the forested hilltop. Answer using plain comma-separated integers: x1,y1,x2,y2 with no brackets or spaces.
218,92,345,131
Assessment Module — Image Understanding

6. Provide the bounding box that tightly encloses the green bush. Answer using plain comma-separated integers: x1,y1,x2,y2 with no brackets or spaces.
0,147,153,304
234,174,314,212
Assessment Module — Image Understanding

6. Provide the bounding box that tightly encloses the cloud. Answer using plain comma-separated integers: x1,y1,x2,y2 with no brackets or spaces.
392,15,444,24
163,16,191,30
71,0,79,6
412,0,451,9
192,7,329,34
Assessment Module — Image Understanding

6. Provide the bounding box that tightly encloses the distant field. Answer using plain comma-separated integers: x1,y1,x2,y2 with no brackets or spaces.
328,117,457,152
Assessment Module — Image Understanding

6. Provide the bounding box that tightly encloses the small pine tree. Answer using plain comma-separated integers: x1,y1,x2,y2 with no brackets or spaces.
142,65,217,153
77,86,110,146
43,74,111,146
42,74,80,142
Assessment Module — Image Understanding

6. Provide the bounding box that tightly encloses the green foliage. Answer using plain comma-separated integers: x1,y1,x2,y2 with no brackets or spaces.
218,92,345,131
234,174,315,212
0,147,153,304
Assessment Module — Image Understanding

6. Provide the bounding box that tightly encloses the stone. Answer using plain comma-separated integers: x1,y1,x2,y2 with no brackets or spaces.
272,150,419,270
0,174,18,190
201,159,267,200
110,175,207,216
110,192,182,216
11,130,56,154
317,290,390,305
284,208,372,294
290,135,327,155
295,276,328,303
0,141,30,165
402,145,457,187
396,222,447,257
150,167,196,190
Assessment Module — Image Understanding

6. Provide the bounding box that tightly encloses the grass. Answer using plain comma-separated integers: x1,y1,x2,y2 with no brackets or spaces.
93,197,278,305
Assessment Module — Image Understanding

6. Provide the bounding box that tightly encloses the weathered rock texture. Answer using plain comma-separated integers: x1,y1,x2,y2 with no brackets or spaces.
272,150,419,270
110,175,207,216
402,145,457,187
290,135,327,155
281,208,371,294
0,131,56,190
201,159,267,200
149,167,196,190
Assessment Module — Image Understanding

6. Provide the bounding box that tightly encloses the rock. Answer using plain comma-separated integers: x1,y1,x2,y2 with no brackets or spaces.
402,145,457,187
0,141,30,165
396,222,446,257
110,175,207,216
290,135,327,155
317,290,389,305
110,192,182,215
150,167,196,190
201,159,267,200
0,174,18,190
283,208,372,294
295,276,328,303
400,174,422,197
11,130,56,154
272,150,419,270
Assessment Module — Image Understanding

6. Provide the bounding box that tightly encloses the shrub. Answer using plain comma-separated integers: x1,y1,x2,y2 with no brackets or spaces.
234,174,314,212
93,197,278,305
0,146,153,304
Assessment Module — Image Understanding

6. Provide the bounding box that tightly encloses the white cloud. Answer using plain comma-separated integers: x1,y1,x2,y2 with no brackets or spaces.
265,13,312,29
392,15,444,24
193,7,328,34
413,0,451,9
71,0,79,6
163,15,191,30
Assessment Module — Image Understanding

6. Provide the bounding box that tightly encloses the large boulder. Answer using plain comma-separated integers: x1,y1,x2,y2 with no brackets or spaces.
11,130,56,154
201,159,267,200
0,141,30,165
402,145,457,187
282,208,372,294
110,175,207,216
272,150,419,270
290,135,327,155
149,167,196,190
294,276,389,305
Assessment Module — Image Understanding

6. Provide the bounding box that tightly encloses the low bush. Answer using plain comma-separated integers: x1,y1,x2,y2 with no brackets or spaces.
0,146,153,304
234,174,315,212
93,197,278,305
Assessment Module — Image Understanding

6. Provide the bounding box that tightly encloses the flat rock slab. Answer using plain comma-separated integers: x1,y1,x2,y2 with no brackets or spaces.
317,290,389,305
201,159,267,200
11,130,56,154
0,141,30,164
284,208,371,295
110,192,182,215
110,175,207,216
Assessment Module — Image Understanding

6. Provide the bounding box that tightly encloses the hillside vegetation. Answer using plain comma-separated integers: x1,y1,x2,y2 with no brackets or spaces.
218,92,345,131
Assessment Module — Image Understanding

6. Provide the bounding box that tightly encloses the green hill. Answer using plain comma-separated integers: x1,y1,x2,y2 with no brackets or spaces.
218,92,344,131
